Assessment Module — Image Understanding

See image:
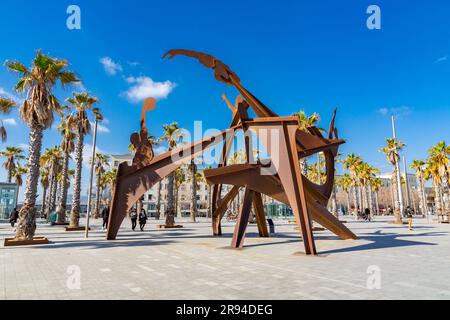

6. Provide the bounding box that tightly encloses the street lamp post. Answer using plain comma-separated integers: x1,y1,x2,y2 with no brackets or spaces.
85,119,98,238
403,156,411,209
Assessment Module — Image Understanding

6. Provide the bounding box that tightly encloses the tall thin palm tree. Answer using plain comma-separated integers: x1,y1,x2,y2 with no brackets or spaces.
410,159,427,216
189,159,198,222
66,92,101,228
56,116,76,223
94,153,110,218
380,138,406,223
337,174,352,215
6,51,79,240
1,147,25,183
159,122,184,226
343,154,363,214
40,146,63,218
425,158,444,215
12,164,28,187
175,167,186,218
428,141,450,211
370,177,383,218
39,169,50,218
0,97,17,142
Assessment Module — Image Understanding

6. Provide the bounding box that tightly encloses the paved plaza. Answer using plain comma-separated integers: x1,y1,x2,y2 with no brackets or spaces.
1,216,449,300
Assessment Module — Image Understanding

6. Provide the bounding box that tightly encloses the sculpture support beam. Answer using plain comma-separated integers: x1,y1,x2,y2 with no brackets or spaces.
231,188,255,249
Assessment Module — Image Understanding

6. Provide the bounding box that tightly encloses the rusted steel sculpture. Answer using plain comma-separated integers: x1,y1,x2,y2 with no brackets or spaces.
107,49,357,255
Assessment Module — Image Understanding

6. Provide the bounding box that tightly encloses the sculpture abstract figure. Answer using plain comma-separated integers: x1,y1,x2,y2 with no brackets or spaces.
107,50,357,255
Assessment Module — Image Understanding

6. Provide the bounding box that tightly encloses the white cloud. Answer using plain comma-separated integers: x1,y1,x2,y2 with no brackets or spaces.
81,144,109,169
435,55,448,63
97,124,110,134
127,61,140,67
123,76,176,103
100,57,123,76
3,118,18,126
378,108,388,116
18,143,29,150
378,106,413,119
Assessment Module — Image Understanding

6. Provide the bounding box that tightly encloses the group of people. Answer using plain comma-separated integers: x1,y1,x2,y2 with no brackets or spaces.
129,207,148,231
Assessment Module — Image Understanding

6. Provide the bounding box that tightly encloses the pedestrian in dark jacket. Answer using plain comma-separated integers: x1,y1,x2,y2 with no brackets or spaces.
130,208,138,231
102,206,110,230
139,208,148,231
9,208,19,228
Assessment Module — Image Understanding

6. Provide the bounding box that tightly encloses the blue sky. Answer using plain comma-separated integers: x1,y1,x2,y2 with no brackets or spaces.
1,0,450,200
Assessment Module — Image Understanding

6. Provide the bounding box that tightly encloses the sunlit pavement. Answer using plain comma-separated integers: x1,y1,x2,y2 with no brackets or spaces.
1,216,449,300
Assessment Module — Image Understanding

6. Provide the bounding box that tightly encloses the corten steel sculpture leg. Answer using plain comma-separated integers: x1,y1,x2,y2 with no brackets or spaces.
231,188,255,249
253,192,269,238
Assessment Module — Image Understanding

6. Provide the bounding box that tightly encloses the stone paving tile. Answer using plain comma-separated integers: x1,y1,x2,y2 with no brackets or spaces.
0,217,449,300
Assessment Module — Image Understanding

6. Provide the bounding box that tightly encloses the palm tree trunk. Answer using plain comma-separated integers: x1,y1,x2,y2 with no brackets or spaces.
346,192,351,215
330,185,338,217
56,152,69,223
351,185,358,213
69,133,84,228
41,187,48,218
7,170,12,184
165,172,176,226
190,161,197,223
375,191,380,217
94,173,101,219
15,125,43,241
156,181,162,219
50,170,58,212
207,184,212,218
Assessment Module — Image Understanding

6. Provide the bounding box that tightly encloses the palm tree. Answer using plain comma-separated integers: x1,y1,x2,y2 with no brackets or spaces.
159,122,184,226
343,154,363,214
103,168,117,201
1,147,25,183
410,159,427,216
424,160,443,215
94,153,110,218
174,167,186,218
40,146,63,218
0,97,17,142
39,169,50,218
338,174,353,215
66,92,101,228
6,51,79,240
380,138,406,223
292,110,323,175
12,164,28,187
370,177,383,218
428,141,450,211
189,159,198,222
56,116,76,223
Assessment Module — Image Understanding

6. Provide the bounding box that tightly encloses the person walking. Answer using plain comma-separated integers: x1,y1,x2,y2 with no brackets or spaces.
139,208,148,231
130,207,138,231
9,207,19,228
102,205,110,230
407,206,413,231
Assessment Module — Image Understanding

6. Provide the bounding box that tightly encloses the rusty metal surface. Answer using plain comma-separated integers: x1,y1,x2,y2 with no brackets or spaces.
106,49,357,255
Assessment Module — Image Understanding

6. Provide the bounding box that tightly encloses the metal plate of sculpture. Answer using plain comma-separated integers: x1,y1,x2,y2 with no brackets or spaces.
107,49,357,255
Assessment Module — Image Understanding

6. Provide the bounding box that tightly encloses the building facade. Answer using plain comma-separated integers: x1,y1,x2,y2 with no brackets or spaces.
0,183,19,220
